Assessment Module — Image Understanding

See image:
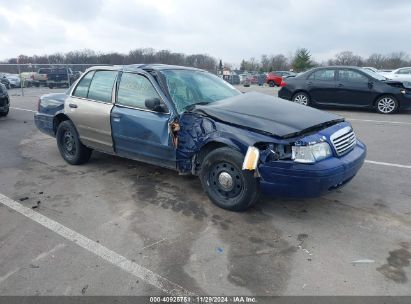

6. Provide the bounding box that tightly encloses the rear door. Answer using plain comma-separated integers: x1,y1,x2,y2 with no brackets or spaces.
306,69,338,104
111,72,176,169
65,70,118,153
336,69,374,107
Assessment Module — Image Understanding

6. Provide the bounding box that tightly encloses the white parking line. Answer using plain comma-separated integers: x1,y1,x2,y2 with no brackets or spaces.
0,193,194,296
10,107,36,113
365,160,411,169
347,118,411,126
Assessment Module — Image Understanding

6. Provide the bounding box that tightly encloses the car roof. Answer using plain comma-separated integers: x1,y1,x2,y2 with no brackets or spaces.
87,64,204,73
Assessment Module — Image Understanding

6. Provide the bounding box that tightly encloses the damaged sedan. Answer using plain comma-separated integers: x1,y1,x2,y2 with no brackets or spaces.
34,64,366,211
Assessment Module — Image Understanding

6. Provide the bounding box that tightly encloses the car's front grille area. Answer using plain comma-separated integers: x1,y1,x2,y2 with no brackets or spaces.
330,127,356,156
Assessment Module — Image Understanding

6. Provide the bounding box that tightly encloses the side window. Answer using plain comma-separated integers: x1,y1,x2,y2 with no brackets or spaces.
73,71,95,98
339,70,368,82
117,73,162,110
308,69,335,81
397,69,411,75
87,71,118,103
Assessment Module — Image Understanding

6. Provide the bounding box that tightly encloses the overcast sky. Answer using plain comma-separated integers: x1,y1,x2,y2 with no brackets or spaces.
0,0,410,65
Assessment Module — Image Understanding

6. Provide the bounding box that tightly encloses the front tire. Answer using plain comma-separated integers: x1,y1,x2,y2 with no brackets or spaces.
56,120,92,165
199,147,260,211
292,92,310,106
268,80,275,87
376,95,398,114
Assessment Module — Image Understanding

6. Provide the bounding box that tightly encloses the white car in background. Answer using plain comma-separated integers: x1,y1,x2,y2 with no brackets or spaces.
381,67,411,82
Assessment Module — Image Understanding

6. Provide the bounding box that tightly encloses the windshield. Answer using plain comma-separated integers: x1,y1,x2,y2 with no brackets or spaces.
161,69,241,113
360,68,387,81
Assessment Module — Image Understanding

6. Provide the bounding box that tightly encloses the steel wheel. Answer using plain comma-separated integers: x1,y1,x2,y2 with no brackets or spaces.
293,93,309,106
377,96,397,114
62,130,77,157
209,161,244,200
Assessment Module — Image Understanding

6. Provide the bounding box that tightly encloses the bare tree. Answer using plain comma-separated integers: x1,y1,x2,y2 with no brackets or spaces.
329,51,363,66
270,54,289,71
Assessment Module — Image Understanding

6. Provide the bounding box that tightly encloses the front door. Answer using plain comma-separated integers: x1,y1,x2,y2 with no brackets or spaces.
336,69,374,107
111,72,176,169
66,70,118,153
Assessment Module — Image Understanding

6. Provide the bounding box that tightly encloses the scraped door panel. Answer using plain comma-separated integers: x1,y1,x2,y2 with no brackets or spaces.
65,96,114,153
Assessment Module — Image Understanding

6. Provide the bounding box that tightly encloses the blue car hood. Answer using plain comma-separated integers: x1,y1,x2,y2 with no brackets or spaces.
193,92,344,138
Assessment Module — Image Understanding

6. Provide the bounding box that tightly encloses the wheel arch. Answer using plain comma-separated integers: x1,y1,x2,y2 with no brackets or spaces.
53,113,71,135
292,90,311,100
192,140,241,175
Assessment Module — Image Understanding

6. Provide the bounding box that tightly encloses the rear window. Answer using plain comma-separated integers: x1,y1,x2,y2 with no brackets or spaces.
308,69,335,81
73,71,95,98
87,71,118,103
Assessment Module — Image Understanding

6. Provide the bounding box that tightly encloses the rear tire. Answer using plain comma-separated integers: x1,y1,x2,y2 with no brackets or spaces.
375,95,398,114
292,92,310,106
268,80,275,87
199,147,260,211
56,120,92,165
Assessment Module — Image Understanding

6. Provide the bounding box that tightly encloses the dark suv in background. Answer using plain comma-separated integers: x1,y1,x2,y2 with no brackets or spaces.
0,84,10,117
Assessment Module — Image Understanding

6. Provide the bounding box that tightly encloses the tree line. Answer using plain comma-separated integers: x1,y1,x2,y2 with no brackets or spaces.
240,49,411,73
1,48,410,75
0,48,217,73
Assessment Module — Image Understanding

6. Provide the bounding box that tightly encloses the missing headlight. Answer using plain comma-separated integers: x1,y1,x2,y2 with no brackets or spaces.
258,143,292,163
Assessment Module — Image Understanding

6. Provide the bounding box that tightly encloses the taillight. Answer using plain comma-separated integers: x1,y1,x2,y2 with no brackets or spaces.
280,81,287,87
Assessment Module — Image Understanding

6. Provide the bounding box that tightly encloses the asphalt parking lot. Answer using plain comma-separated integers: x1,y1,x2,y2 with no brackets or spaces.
1,86,411,296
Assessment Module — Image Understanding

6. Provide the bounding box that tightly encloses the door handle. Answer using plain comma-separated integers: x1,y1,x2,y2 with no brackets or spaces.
337,83,344,87
69,103,77,108
111,113,122,122
307,81,313,85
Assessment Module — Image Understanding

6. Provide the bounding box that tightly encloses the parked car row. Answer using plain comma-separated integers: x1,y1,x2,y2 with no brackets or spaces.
0,68,83,89
278,66,411,114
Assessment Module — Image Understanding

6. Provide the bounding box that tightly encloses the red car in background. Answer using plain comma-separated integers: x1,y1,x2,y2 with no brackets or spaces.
266,71,296,87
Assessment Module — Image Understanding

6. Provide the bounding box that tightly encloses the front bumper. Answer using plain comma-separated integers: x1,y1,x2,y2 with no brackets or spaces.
34,112,55,137
258,140,366,198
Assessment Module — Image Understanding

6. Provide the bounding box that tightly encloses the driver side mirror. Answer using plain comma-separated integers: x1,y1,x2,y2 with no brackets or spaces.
145,97,167,113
